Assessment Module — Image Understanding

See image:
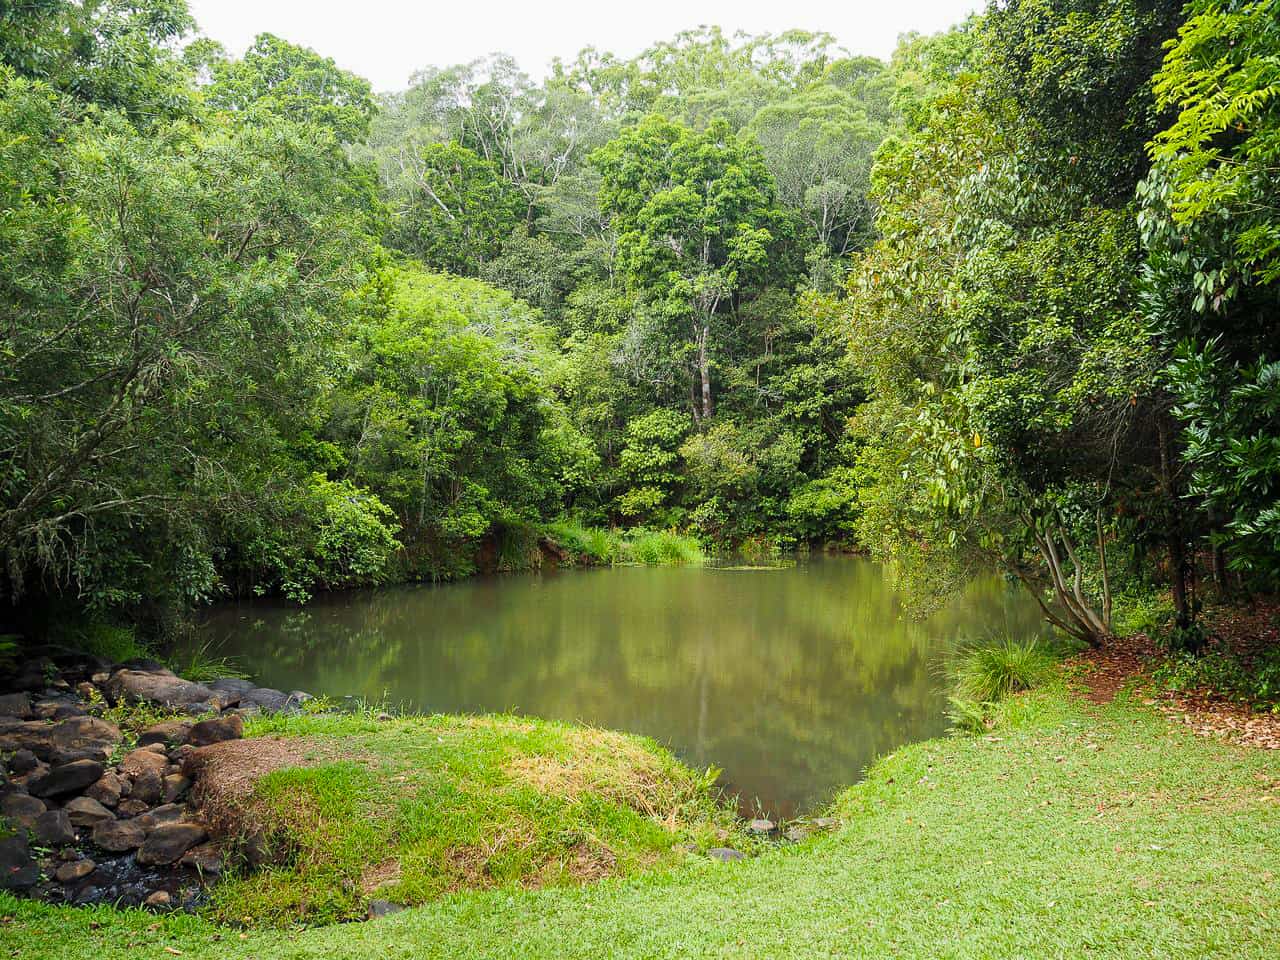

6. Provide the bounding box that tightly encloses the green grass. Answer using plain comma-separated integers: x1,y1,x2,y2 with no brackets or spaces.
5,681,1279,958
946,635,1061,734
543,522,704,567
188,713,736,927
624,529,704,566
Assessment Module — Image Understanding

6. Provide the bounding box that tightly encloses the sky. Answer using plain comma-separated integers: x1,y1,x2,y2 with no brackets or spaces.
185,0,983,92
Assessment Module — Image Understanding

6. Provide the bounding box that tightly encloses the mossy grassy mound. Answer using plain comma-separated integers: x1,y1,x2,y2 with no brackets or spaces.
191,712,735,927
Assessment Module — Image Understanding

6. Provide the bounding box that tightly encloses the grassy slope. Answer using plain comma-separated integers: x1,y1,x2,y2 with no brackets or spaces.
5,681,1279,959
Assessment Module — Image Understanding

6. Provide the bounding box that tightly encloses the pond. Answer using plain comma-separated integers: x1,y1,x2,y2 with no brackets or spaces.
195,556,1048,818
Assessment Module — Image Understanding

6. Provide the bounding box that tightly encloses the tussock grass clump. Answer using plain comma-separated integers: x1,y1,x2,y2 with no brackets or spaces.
200,713,734,928
543,522,704,567
625,529,704,566
947,635,1058,734
544,520,626,564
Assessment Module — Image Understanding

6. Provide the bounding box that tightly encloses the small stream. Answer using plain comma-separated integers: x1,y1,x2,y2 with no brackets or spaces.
193,556,1047,818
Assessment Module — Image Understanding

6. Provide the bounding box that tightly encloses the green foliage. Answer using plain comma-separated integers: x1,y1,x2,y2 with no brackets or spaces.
625,529,705,566
947,636,1058,734
616,409,689,524
1153,645,1280,710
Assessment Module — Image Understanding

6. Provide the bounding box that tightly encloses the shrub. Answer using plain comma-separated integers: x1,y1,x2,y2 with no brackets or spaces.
625,530,704,566
947,635,1057,734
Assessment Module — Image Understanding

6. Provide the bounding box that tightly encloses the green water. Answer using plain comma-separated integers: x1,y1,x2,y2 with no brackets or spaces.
197,556,1047,817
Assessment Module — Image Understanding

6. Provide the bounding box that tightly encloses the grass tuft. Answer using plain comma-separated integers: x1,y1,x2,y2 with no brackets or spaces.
947,635,1058,734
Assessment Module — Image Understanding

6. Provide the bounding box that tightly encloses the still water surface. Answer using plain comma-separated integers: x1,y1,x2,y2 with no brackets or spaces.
197,557,1046,817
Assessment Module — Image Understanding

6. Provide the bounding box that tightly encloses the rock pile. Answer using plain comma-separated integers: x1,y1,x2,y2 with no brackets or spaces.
0,649,311,910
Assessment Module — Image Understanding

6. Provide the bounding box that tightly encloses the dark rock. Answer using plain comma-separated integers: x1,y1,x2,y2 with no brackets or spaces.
784,826,810,842
119,747,169,778
810,817,840,830
64,796,115,827
137,822,207,866
32,809,75,846
0,835,38,890
116,798,150,818
186,714,242,747
177,701,218,717
11,657,53,692
137,721,191,749
748,818,775,834
707,847,745,862
0,792,46,830
0,693,32,719
85,772,123,807
13,760,50,788
178,842,222,876
119,658,170,674
36,700,88,721
28,759,104,798
54,859,95,883
144,889,172,908
7,749,37,775
0,716,120,764
130,768,163,805
92,818,147,852
367,899,405,920
106,670,224,710
75,682,96,700
134,804,185,833
207,678,255,706
162,774,190,803
239,687,288,712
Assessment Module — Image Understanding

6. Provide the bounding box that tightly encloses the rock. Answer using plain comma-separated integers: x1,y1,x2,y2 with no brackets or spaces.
0,835,38,890
119,658,170,674
7,749,37,775
13,760,50,788
92,818,147,852
239,687,290,712
75,682,96,700
131,769,163,805
367,899,404,920
10,658,53,692
64,796,115,827
784,826,810,842
162,774,190,803
134,804,185,832
137,822,207,866
178,842,223,876
0,716,120,764
116,798,150,818
144,890,172,908
119,747,169,778
32,809,75,846
106,670,224,710
54,859,95,883
707,847,745,862
207,678,255,706
810,817,840,830
0,693,32,719
0,792,46,830
136,721,191,749
85,772,123,807
27,759,104,798
748,818,775,834
186,714,243,747
37,701,88,721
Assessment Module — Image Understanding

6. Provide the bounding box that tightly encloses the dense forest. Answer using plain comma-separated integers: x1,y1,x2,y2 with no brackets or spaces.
1,0,1277,647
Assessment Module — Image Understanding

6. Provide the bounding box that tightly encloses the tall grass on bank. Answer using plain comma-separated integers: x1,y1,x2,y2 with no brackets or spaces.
626,529,704,565
544,521,704,567
947,635,1058,734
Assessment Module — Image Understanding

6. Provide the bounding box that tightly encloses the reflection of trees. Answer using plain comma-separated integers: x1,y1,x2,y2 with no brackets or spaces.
193,559,1047,817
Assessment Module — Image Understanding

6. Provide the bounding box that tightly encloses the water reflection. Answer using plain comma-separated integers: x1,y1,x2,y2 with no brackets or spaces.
195,557,1046,817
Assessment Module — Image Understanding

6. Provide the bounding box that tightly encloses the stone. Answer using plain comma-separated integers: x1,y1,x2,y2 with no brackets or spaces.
186,714,243,747
0,792,46,830
137,822,207,866
784,826,810,843
55,859,95,883
747,818,776,834
367,899,405,920
75,682,96,700
0,834,38,890
64,795,115,827
116,798,150,818
32,809,75,846
119,658,170,674
27,759,104,798
130,768,163,805
85,771,123,807
207,678,255,706
92,818,147,852
106,670,224,710
119,747,169,778
178,842,223,876
7,749,37,775
239,687,289,712
144,890,172,908
162,774,190,803
0,693,32,719
707,847,745,862
810,817,840,830
0,716,120,764
136,721,191,749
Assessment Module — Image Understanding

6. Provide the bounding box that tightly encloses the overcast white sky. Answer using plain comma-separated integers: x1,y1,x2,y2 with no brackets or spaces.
185,0,982,92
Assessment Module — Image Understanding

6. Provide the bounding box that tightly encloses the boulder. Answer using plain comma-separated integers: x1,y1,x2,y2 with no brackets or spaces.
178,842,223,876
747,818,775,834
162,774,190,803
0,716,120,764
106,670,224,710
92,818,147,852
116,798,150,818
707,847,745,862
186,714,243,747
54,859,95,883
144,890,172,908
136,721,191,749
239,687,289,712
207,678,255,705
6,749,37,775
119,747,169,777
0,792,46,830
130,768,163,805
0,693,32,719
137,822,207,866
0,835,38,890
135,803,185,832
27,758,104,798
64,795,115,828
85,771,123,808
32,809,75,846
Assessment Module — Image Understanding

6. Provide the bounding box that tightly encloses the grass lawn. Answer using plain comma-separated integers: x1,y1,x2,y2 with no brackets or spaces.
3,678,1278,959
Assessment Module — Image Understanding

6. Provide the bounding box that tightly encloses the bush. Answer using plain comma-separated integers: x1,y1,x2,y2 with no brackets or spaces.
544,520,625,565
625,530,704,566
1152,646,1280,710
948,636,1057,734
